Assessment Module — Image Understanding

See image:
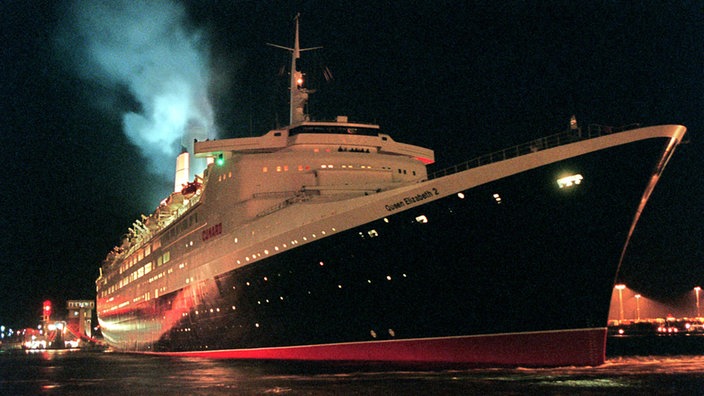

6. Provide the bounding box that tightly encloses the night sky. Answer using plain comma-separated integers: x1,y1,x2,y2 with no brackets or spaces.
2,1,702,327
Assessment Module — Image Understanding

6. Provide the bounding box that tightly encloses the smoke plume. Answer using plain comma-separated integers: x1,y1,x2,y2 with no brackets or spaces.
58,0,215,181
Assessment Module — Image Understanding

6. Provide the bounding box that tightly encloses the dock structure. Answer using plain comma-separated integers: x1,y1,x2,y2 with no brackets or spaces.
67,300,94,339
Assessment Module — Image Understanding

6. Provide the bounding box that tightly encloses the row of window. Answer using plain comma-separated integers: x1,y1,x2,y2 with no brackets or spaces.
162,213,200,244
101,251,171,297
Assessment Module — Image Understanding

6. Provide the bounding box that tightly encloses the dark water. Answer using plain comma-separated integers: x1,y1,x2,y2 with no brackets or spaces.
1,349,704,395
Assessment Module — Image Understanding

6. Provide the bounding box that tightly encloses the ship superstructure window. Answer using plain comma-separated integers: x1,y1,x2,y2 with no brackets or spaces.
557,174,584,188
493,193,502,204
289,125,379,136
415,215,428,224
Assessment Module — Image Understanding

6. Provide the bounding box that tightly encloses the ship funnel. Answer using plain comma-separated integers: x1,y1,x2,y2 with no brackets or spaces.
180,119,209,184
174,150,190,193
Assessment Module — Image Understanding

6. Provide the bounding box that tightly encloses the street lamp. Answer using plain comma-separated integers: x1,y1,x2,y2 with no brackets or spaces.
615,284,626,324
694,286,701,318
634,294,641,321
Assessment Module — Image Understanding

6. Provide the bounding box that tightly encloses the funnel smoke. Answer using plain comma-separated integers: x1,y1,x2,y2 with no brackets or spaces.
58,0,215,182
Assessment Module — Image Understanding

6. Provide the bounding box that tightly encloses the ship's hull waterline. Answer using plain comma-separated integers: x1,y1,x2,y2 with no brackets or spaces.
98,125,685,366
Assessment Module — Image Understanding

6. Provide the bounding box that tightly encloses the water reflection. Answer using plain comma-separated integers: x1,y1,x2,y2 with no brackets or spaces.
2,351,704,395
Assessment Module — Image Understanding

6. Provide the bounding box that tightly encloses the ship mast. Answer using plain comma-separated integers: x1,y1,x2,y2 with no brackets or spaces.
267,13,321,125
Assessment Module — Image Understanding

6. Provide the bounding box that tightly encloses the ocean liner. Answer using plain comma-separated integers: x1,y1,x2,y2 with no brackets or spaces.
96,16,687,367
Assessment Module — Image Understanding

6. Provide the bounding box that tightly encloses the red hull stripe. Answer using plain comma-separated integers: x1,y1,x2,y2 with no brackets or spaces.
144,328,606,367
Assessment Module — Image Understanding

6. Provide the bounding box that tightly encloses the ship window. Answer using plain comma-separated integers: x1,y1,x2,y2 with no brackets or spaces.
415,215,428,224
557,174,584,188
163,251,170,264
263,166,268,173
276,166,282,172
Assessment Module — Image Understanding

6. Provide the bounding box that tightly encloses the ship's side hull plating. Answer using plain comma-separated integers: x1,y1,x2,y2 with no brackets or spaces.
100,134,678,366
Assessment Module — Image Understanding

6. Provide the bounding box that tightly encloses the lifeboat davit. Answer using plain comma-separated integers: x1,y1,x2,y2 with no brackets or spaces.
181,181,201,199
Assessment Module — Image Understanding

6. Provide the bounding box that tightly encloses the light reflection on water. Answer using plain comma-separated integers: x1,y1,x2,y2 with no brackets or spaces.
1,351,704,395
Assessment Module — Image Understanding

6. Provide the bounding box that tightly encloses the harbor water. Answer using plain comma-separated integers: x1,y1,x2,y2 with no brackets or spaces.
1,346,704,395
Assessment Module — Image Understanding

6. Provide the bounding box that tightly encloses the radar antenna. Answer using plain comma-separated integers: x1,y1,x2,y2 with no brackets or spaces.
267,13,322,125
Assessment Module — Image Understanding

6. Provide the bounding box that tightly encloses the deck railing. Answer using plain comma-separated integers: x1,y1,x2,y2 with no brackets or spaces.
428,123,640,180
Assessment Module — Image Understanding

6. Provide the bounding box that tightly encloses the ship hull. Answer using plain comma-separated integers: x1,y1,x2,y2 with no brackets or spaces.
152,328,605,367
98,130,682,367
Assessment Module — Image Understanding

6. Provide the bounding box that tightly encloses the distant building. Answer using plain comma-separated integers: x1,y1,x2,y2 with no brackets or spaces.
66,300,94,339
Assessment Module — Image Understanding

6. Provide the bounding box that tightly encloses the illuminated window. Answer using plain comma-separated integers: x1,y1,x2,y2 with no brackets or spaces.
457,192,465,199
557,174,584,188
493,193,502,204
262,166,268,173
415,215,428,224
